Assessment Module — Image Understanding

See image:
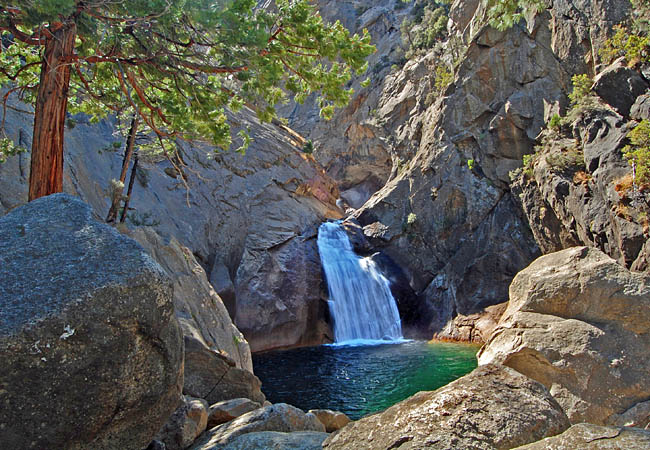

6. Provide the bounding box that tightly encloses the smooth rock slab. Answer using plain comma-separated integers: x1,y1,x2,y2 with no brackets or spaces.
323,364,569,450
0,194,183,450
515,423,650,449
190,403,325,449
208,398,262,428
307,409,350,432
219,431,329,450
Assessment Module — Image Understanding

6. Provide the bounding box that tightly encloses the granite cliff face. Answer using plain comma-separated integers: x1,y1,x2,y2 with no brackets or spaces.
283,0,637,340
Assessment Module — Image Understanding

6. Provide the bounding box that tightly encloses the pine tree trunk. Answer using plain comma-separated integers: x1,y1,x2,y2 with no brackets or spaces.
28,22,76,201
120,153,139,223
106,117,139,222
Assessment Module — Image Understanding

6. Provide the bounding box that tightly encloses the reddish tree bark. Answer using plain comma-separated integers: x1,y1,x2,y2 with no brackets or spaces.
28,22,76,201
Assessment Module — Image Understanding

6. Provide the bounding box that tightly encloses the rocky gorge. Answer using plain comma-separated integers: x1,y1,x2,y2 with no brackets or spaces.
1,0,650,448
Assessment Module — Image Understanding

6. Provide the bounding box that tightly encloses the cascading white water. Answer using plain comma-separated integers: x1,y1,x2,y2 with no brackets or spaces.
317,221,403,343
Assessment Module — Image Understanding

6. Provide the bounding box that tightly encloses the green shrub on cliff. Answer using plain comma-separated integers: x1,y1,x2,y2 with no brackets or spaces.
600,25,650,65
568,74,593,106
487,0,545,30
623,119,650,186
599,0,650,65
435,65,454,93
400,1,448,57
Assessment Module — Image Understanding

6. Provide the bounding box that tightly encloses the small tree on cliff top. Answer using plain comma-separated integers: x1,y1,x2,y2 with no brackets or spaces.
0,0,374,200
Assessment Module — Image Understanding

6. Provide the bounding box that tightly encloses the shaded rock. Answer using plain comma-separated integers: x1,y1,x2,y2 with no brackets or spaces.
323,364,569,450
183,336,265,405
307,409,350,432
593,57,649,117
234,224,333,352
515,423,650,449
219,431,329,450
208,398,262,428
209,259,237,320
0,194,183,450
612,400,650,428
190,403,325,449
630,93,650,120
340,218,373,254
478,247,650,425
146,441,168,450
156,396,209,450
130,227,252,372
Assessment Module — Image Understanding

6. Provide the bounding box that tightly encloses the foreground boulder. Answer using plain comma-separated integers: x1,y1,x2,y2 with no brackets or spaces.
515,423,650,449
183,335,265,405
0,194,183,449
155,396,209,450
323,364,569,449
208,398,262,428
190,403,325,449
307,409,350,432
478,247,650,426
218,431,329,450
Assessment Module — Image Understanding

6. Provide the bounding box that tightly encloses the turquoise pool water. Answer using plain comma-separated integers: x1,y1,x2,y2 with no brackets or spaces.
253,340,479,420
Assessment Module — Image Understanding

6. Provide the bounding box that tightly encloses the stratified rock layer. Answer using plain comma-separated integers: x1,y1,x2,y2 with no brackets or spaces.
515,423,650,449
478,247,650,426
0,194,183,450
323,364,569,450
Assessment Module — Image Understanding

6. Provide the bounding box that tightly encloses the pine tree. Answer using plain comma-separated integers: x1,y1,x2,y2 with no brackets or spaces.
0,0,374,200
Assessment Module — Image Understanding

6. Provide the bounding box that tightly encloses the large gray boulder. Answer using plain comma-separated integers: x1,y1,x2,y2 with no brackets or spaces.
190,403,325,449
323,364,569,450
478,247,650,426
515,423,650,449
0,194,183,450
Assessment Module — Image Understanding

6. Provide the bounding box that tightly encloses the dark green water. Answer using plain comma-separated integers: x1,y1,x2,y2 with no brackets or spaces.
252,341,478,420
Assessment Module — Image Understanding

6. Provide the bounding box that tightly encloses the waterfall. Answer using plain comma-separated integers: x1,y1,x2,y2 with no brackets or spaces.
317,221,403,343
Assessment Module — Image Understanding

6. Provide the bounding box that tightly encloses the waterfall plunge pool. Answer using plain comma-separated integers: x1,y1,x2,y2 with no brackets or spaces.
253,340,478,420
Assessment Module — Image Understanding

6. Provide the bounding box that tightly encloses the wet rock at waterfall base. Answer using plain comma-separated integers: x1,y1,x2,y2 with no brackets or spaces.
0,194,183,450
